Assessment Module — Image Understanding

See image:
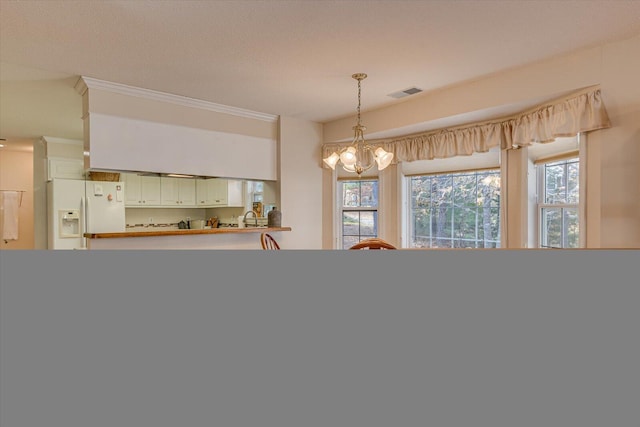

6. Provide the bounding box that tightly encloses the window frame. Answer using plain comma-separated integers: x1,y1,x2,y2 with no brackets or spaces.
403,167,502,249
536,156,581,249
336,178,380,249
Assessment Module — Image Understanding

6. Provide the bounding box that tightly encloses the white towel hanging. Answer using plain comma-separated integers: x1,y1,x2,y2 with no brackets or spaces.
2,191,21,242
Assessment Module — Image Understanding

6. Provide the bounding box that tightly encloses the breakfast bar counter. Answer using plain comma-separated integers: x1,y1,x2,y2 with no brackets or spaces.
84,227,292,250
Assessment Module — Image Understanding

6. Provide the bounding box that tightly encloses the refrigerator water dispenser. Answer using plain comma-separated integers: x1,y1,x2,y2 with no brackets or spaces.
59,210,81,238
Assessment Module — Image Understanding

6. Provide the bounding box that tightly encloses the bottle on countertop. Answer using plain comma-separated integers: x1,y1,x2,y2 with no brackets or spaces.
267,206,282,228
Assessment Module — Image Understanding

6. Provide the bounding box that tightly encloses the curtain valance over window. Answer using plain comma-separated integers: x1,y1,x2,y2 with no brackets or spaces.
322,87,611,165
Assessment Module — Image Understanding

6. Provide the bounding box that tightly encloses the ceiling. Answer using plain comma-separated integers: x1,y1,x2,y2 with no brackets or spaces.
2,1,640,152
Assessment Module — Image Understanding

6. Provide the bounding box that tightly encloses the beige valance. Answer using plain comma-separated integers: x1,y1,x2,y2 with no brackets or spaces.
322,87,611,165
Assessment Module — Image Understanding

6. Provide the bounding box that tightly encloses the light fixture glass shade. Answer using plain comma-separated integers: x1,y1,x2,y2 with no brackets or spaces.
340,146,357,166
374,147,394,170
323,152,340,169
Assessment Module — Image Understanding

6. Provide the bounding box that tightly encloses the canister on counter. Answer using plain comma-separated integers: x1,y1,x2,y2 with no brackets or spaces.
267,206,281,228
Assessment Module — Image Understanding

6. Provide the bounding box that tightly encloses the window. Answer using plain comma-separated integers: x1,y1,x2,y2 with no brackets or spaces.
537,157,579,248
407,169,501,248
249,181,263,204
339,180,379,249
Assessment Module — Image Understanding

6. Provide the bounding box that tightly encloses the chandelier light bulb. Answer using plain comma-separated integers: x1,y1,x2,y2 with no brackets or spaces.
340,146,357,166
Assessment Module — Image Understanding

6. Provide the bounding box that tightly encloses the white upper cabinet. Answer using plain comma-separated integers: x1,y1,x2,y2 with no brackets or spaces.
196,179,219,206
140,176,162,206
196,179,244,207
47,158,85,181
123,174,161,206
160,177,196,207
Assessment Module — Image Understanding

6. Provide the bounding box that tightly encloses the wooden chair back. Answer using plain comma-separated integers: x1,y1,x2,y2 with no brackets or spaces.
349,238,397,250
261,233,281,250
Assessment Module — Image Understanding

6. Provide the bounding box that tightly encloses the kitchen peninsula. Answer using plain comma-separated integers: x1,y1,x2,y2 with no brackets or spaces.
84,226,291,250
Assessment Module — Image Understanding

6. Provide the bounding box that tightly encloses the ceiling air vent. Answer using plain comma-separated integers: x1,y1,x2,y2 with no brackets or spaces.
388,87,423,99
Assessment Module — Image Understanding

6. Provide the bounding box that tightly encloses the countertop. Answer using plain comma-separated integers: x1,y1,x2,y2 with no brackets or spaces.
84,226,292,239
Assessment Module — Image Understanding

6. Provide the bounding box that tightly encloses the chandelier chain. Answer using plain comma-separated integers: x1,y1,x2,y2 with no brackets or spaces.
357,77,362,127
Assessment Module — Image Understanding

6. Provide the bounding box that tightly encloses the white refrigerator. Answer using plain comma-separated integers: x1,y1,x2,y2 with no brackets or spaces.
47,178,126,249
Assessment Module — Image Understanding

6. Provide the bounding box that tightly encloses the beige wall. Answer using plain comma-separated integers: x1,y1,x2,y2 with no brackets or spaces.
278,116,324,249
321,34,640,249
0,148,34,249
594,34,640,247
324,47,602,143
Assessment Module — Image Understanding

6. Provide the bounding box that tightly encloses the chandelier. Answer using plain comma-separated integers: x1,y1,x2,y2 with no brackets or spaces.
323,73,393,176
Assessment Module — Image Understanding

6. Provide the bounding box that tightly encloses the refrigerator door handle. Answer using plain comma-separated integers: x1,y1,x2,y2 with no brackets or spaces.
84,197,91,241
80,197,88,249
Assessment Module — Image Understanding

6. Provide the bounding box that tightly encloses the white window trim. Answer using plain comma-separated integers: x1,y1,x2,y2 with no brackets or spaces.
335,175,381,249
535,145,584,249
398,165,408,249
578,133,587,248
402,168,502,249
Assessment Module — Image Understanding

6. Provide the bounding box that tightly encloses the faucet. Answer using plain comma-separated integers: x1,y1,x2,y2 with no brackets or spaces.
243,210,258,227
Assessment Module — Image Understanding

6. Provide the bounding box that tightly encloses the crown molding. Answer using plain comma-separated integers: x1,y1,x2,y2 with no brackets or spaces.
74,76,88,96
75,76,278,123
41,136,83,146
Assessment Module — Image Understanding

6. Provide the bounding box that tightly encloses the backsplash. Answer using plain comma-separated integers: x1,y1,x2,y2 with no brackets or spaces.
126,207,207,228
125,206,248,228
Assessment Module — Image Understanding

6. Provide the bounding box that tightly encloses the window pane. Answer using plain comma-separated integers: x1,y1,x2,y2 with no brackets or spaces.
409,170,500,249
542,207,562,248
359,211,377,236
539,157,580,249
343,235,360,249
340,180,379,249
360,181,378,207
342,211,360,236
342,180,378,208
567,161,579,204
545,163,565,204
342,182,360,207
564,208,579,248
432,200,452,248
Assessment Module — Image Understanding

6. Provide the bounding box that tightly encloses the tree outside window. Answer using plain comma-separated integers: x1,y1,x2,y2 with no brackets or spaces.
340,180,378,249
538,158,579,248
408,170,501,248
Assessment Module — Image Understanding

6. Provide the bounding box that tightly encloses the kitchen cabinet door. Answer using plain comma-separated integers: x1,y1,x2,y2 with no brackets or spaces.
123,173,142,206
140,176,161,206
226,179,244,207
195,178,244,207
124,173,161,206
196,179,214,206
177,178,196,206
195,178,225,206
161,177,196,206
47,158,85,181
